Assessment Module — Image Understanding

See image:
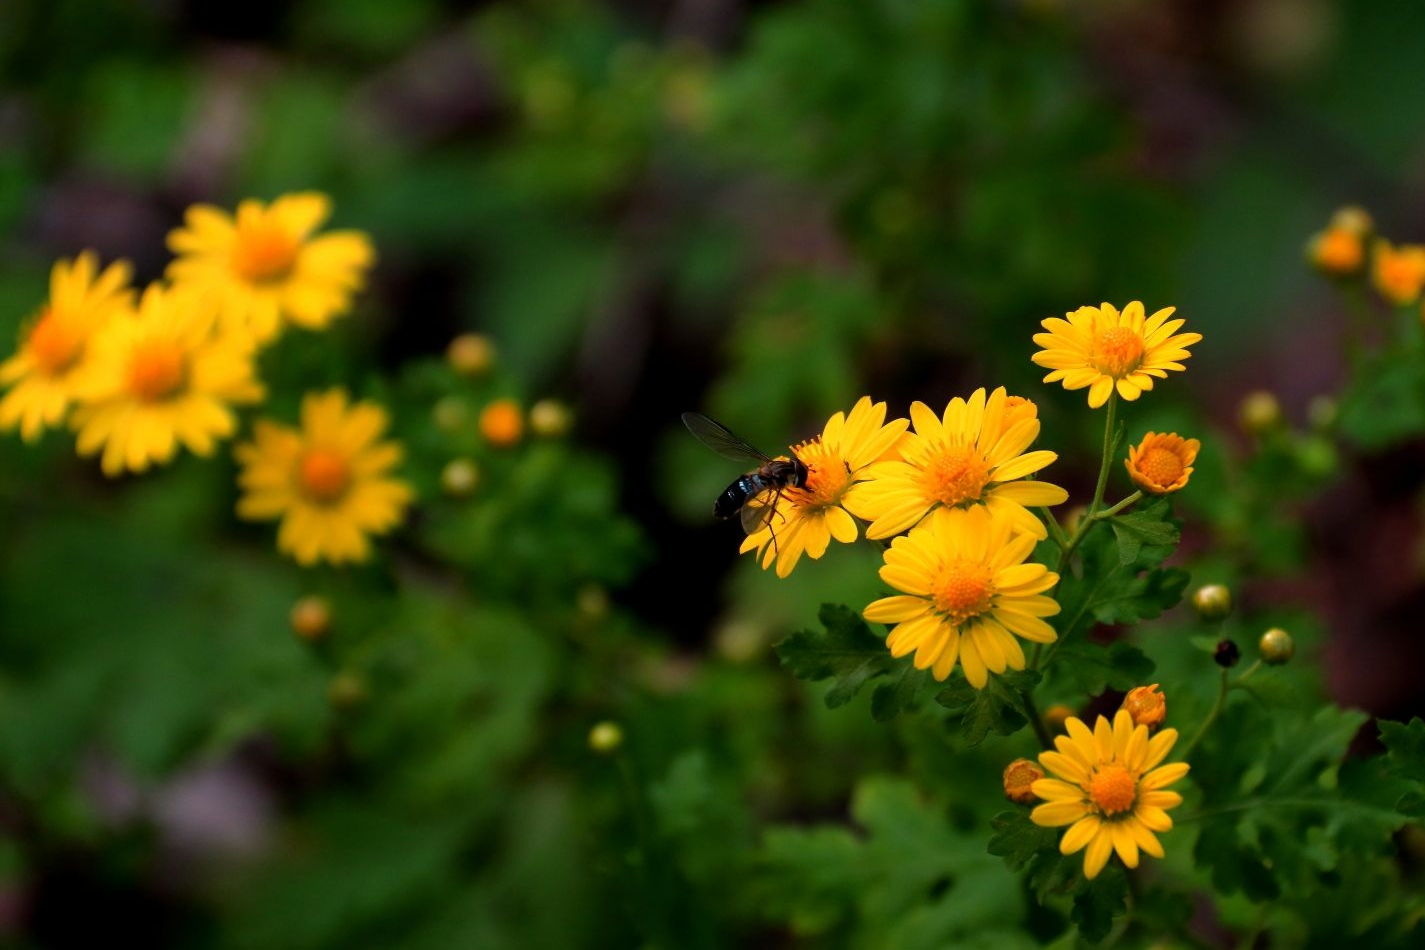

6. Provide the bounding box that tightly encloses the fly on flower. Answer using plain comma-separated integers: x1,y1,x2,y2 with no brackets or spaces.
681,412,807,542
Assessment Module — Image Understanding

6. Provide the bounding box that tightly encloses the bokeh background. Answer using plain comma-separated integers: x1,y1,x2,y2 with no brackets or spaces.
2,0,1424,946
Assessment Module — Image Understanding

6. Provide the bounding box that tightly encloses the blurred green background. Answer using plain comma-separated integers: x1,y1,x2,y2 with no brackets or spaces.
1,0,1424,946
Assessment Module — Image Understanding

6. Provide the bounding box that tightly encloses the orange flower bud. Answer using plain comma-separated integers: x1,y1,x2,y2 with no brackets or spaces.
1122,683,1167,730
1044,704,1075,734
1125,432,1200,495
290,595,332,642
1003,758,1045,805
447,333,494,376
479,399,523,447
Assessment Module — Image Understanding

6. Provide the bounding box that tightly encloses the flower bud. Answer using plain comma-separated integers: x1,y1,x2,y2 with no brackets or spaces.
441,458,479,497
432,396,469,433
1307,395,1338,432
328,671,368,709
1122,684,1167,730
1239,390,1282,435
1043,704,1075,734
1191,584,1233,622
577,584,609,621
1330,205,1373,235
588,721,624,754
529,398,572,438
447,333,494,376
1259,627,1295,665
479,399,523,448
290,595,332,642
1214,639,1241,668
1002,758,1045,805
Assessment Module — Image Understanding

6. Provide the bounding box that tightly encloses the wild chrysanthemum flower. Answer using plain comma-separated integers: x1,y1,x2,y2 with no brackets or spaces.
1033,301,1201,408
741,396,908,578
69,284,263,475
1125,431,1199,495
862,505,1059,687
1371,239,1425,305
1031,710,1189,879
0,253,134,441
843,387,1067,541
166,193,375,343
235,389,413,566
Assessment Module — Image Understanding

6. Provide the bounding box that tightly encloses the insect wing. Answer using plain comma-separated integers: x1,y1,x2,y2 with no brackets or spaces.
681,412,773,463
739,488,783,535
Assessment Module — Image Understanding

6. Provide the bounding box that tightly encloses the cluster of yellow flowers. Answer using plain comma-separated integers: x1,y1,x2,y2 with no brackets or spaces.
0,193,412,566
1308,205,1425,309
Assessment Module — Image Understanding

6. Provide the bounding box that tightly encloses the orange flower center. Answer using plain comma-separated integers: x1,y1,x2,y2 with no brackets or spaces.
127,339,187,401
27,308,84,375
924,444,990,506
793,438,849,506
299,448,352,503
1091,326,1145,379
232,222,299,283
1138,446,1185,488
1090,764,1137,815
931,559,994,624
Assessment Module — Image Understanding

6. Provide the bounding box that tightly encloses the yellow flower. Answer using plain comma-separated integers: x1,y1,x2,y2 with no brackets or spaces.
1033,301,1201,408
0,253,134,441
843,386,1068,541
1125,431,1199,495
1031,710,1189,879
69,284,263,476
1371,239,1425,305
862,505,1059,687
166,193,375,343
235,390,413,566
741,396,908,578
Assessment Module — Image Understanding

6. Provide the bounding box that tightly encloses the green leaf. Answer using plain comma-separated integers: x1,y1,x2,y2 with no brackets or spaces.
774,604,897,709
1053,641,1156,696
1106,498,1181,566
870,663,926,722
1379,718,1425,818
1053,522,1188,639
1070,866,1128,944
935,670,1041,746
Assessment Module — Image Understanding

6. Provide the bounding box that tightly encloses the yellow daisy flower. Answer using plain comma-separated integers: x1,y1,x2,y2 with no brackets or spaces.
166,192,375,344
0,253,134,441
69,284,264,476
1125,431,1199,495
1032,301,1201,408
862,505,1060,688
1030,709,1190,879
843,386,1068,541
234,390,414,566
740,396,908,578
1371,239,1425,305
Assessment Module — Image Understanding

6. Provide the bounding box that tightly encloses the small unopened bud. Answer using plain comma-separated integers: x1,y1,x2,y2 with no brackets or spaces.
1330,205,1373,235
432,397,469,433
479,399,523,448
588,721,623,754
1002,758,1045,805
328,671,368,709
447,333,495,376
1122,684,1166,730
577,584,609,620
1044,704,1075,734
1214,639,1241,668
529,398,572,438
1307,395,1338,432
441,458,479,497
1192,584,1234,622
1239,391,1282,435
290,595,332,642
1259,627,1295,665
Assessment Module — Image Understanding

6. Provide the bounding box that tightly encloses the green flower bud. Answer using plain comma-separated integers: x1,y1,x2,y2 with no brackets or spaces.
588,721,623,754
1239,391,1282,435
1259,627,1295,665
441,458,479,497
1192,584,1233,622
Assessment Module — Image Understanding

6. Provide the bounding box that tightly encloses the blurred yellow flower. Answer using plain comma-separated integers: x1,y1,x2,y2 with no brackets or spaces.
1125,431,1199,495
843,386,1067,541
167,192,375,343
1031,710,1189,879
0,253,134,442
235,390,413,566
862,505,1059,688
1032,301,1201,408
740,396,908,578
69,284,263,476
1371,239,1425,305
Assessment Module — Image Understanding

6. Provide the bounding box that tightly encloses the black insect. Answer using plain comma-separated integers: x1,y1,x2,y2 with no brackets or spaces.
681,412,808,544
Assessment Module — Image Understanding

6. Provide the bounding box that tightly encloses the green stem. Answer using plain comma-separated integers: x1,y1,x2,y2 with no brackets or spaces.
1023,687,1052,750
1039,506,1070,549
1096,490,1143,520
1088,392,1119,519
1234,659,1263,685
1181,667,1230,758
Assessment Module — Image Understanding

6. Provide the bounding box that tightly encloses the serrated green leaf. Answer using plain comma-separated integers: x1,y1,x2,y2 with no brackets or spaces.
1070,866,1127,944
1106,498,1180,566
987,809,1058,872
774,604,895,709
935,670,1041,746
1053,522,1188,639
1379,718,1425,818
870,664,925,722
1053,641,1155,696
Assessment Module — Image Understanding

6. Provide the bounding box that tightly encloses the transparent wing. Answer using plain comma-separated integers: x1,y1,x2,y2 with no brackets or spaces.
740,489,789,535
681,412,772,463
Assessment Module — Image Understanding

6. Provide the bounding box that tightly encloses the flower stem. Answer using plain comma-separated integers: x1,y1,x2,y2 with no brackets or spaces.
1088,391,1119,519
1181,667,1230,758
